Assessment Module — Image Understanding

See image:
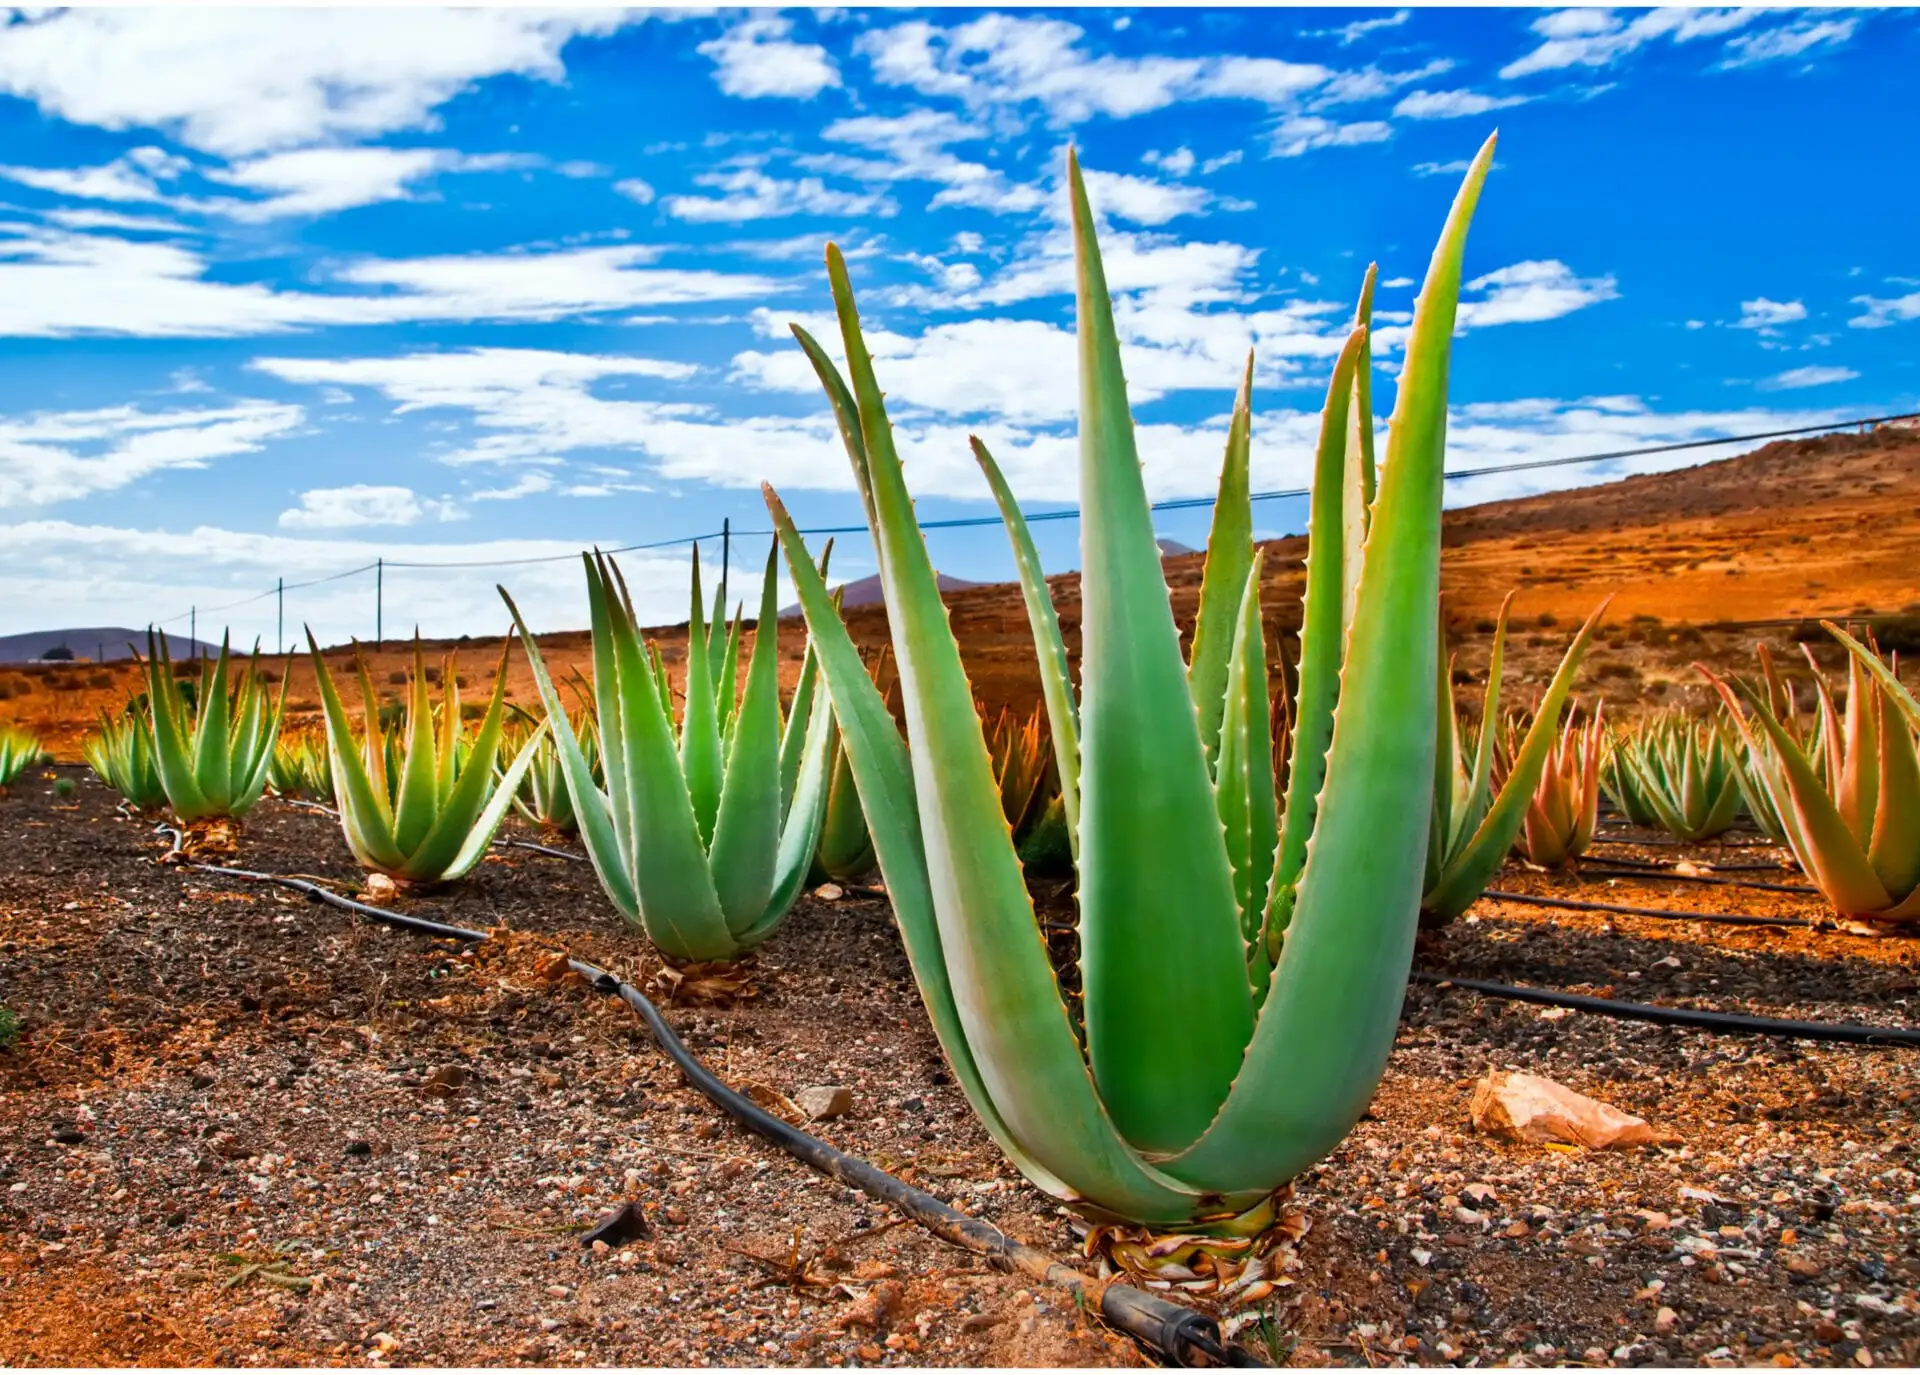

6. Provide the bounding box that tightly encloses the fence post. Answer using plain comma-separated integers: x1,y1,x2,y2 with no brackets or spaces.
376,558,384,648
277,577,284,657
190,607,196,659
720,517,731,616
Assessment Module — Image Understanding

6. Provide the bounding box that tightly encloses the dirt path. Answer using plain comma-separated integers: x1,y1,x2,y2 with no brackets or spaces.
1,768,1918,1367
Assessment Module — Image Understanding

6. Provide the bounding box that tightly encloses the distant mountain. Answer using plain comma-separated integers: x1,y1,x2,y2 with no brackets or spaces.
1157,538,1199,558
779,571,980,619
0,627,217,665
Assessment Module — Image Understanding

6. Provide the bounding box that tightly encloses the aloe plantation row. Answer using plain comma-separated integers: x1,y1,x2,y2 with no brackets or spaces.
55,139,1920,1235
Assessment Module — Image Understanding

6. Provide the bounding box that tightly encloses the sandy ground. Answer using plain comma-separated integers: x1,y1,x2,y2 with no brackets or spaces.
1,766,1917,1368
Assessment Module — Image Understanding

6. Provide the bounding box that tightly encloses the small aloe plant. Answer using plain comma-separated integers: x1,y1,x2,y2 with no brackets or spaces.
499,545,836,963
140,631,285,823
1509,702,1605,868
84,704,167,810
0,725,45,792
306,636,545,887
1420,594,1609,924
268,730,334,802
1612,712,1742,842
765,140,1497,1226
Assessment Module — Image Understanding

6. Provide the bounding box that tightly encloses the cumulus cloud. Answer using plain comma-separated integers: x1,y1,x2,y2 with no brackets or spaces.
698,16,840,99
1500,8,1760,80
0,9,633,156
662,163,892,223
279,484,460,529
1734,297,1807,331
1270,117,1393,158
1392,88,1531,120
1849,291,1920,330
1457,260,1620,329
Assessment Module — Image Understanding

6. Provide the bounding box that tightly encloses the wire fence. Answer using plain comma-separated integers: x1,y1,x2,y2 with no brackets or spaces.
116,408,1918,655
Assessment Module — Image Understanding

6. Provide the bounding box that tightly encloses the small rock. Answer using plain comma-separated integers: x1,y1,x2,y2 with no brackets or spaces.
1470,1070,1664,1149
815,883,845,901
796,1085,854,1121
1655,1306,1678,1335
538,1317,564,1333
189,1073,216,1090
51,1129,85,1146
545,1284,572,1299
1784,1255,1823,1280
344,1140,373,1158
422,1065,469,1098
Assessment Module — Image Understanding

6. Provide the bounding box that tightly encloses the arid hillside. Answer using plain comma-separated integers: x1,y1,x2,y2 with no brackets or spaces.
5,425,1915,759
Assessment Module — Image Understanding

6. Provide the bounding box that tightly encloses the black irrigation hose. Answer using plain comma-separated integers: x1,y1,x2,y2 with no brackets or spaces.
1481,888,1812,929
1590,834,1781,850
496,837,589,863
1576,852,1792,873
1576,868,1819,896
1411,971,1920,1047
184,861,1259,1369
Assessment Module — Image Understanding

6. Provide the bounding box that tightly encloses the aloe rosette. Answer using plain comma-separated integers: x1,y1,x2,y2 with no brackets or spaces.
306,636,545,886
1420,593,1609,924
1614,712,1742,842
498,546,836,963
1704,626,1920,922
1510,703,1605,868
762,141,1496,1226
505,708,599,836
268,730,334,802
139,631,286,823
84,706,167,810
0,725,44,791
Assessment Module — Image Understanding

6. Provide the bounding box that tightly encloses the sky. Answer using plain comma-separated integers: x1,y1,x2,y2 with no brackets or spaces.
0,5,1912,649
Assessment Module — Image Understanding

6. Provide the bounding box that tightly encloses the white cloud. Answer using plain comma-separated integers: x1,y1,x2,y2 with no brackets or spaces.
213,147,525,221
1720,18,1858,68
470,473,555,503
1195,57,1334,106
1271,117,1393,158
806,110,1044,216
615,177,656,205
1311,61,1454,109
1501,8,1760,80
0,145,189,204
1457,260,1619,328
662,163,892,223
1734,297,1807,331
1309,11,1412,47
0,9,632,156
1393,88,1531,120
0,227,788,337
279,484,459,530
698,17,840,100
1849,291,1920,330
250,347,704,469
1759,365,1860,391
1080,169,1211,226
1413,158,1475,178
0,399,304,506
1144,147,1196,177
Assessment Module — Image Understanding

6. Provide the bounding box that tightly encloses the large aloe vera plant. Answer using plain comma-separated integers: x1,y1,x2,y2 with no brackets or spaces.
307,636,545,886
1705,626,1920,922
762,141,1495,1226
499,546,836,962
140,631,285,823
1420,595,1608,924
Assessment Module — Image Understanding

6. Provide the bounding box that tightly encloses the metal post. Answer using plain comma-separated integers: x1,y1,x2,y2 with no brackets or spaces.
375,559,384,647
720,517,731,615
190,607,196,659
277,577,284,657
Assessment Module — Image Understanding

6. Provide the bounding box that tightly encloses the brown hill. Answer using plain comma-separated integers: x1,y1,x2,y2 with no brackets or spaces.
6,426,1915,760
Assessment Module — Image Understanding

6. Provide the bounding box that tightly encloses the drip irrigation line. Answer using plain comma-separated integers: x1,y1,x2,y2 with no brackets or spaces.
1589,833,1780,850
183,860,1260,1368
1410,971,1920,1048
1576,867,1818,896
1575,852,1793,873
497,837,589,862
1480,889,1811,929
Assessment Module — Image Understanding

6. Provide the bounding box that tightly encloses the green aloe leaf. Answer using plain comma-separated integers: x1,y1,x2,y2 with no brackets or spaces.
1173,132,1496,1194
1264,325,1367,953
1067,149,1253,1154
1186,354,1256,768
969,436,1080,863
1341,264,1379,638
707,547,785,933
1215,553,1278,949
681,548,725,848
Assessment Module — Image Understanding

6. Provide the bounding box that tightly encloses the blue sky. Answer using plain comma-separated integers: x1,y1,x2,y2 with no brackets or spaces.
0,6,1911,647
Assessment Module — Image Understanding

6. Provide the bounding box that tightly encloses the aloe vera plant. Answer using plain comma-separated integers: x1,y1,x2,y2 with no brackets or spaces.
1612,712,1742,842
306,636,545,886
498,546,836,962
1509,703,1605,868
1704,626,1920,922
763,141,1495,1226
268,730,334,802
504,707,599,836
0,725,44,791
140,631,285,823
84,706,167,810
1421,594,1609,924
